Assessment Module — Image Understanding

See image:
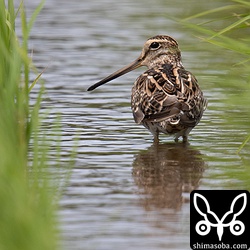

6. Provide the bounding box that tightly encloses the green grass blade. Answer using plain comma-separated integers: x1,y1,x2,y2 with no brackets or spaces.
29,68,45,92
210,14,250,38
237,134,250,154
233,0,250,6
182,4,240,21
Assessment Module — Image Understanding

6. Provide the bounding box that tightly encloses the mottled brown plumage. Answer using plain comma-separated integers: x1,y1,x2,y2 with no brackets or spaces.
88,35,207,142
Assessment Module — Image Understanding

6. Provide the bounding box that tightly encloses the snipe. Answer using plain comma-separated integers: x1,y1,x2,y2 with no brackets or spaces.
88,35,207,142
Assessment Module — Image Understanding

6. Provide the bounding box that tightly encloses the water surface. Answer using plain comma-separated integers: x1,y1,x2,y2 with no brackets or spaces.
24,0,250,249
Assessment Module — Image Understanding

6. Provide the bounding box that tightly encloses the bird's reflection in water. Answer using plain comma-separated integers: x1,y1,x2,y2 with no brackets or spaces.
132,143,205,211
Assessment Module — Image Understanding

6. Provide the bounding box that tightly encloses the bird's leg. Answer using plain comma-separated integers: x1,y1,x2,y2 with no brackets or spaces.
182,135,188,143
153,131,159,144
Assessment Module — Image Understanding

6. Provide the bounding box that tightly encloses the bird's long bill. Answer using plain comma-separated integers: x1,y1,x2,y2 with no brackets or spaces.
87,58,142,91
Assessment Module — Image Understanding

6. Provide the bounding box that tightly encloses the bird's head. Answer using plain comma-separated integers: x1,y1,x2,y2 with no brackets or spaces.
87,35,182,91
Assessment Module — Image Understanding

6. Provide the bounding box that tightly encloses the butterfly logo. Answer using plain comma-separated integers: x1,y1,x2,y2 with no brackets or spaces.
193,193,247,241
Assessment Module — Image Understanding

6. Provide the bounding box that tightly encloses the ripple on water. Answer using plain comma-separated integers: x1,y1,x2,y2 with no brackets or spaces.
23,0,250,249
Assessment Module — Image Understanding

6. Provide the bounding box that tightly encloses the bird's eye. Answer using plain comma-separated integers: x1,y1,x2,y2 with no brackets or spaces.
149,42,160,49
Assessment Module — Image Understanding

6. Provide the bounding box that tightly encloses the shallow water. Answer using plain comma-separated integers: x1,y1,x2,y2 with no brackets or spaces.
23,0,250,249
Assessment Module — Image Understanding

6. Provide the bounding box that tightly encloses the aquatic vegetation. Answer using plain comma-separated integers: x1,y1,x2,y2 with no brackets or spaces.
0,1,63,249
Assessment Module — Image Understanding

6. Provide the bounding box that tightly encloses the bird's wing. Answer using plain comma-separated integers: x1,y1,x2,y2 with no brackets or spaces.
131,64,206,126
